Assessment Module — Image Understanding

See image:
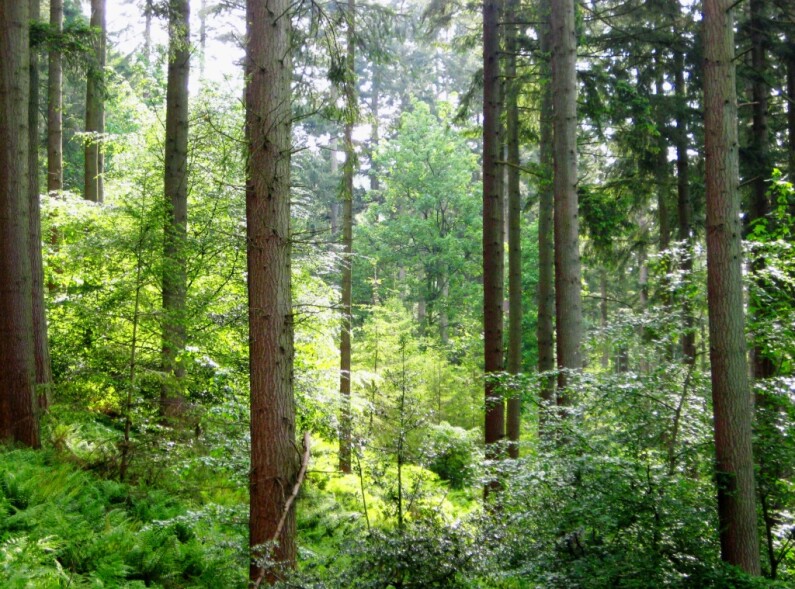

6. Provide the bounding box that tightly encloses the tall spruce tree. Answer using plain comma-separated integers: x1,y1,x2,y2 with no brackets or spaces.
703,0,762,574
246,0,298,582
160,0,191,417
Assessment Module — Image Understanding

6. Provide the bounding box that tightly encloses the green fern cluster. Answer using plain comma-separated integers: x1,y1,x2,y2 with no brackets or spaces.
0,448,246,588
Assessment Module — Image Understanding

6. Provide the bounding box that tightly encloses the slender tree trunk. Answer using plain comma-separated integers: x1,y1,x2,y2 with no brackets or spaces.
600,269,609,369
47,0,63,192
85,0,106,203
788,37,795,183
655,67,671,254
0,0,39,448
370,68,380,192
674,46,696,365
246,0,297,582
144,0,153,64
439,271,449,344
30,0,52,410
551,0,583,397
505,0,521,459
199,0,207,78
160,0,191,418
338,0,355,475
483,0,505,470
703,0,761,575
537,0,555,417
748,0,775,380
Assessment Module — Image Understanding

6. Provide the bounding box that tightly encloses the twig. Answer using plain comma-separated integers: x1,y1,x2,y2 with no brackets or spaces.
253,432,311,589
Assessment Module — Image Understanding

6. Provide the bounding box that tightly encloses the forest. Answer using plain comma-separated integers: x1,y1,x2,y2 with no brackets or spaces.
0,0,794,586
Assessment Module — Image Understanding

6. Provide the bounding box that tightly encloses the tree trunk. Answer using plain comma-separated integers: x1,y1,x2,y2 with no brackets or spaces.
338,0,355,475
199,0,207,77
551,0,583,397
246,0,297,582
85,0,106,203
747,0,775,380
482,0,505,469
703,0,761,575
160,0,191,418
47,0,63,192
30,0,52,410
788,36,795,184
537,0,555,418
600,269,609,369
674,46,696,365
505,0,521,459
0,0,40,448
370,67,380,192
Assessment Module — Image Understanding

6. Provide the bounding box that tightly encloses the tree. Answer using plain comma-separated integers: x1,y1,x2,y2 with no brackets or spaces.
48,0,63,192
536,0,555,417
482,0,504,467
160,0,191,416
30,0,53,408
85,0,105,202
505,0,522,459
551,0,583,394
246,0,298,582
0,0,40,447
703,0,761,575
338,0,355,475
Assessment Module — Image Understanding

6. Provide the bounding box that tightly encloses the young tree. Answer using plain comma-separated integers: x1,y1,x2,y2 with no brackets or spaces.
551,0,583,394
339,0,355,475
48,0,63,192
703,0,761,575
0,0,40,447
482,0,505,465
160,0,191,416
246,0,298,582
85,0,105,202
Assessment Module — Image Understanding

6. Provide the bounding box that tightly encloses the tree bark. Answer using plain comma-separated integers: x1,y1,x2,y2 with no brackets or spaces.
703,0,761,575
47,0,63,192
551,0,583,397
483,0,505,469
0,0,40,447
747,0,775,380
505,0,521,459
338,0,355,475
160,0,191,418
788,36,795,184
537,0,555,417
674,45,696,365
85,0,106,203
246,0,297,582
30,0,52,410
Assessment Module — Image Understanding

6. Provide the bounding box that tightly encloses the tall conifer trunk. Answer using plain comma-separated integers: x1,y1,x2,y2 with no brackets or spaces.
338,0,355,475
674,45,696,364
551,0,583,397
0,0,40,447
482,0,505,468
537,0,555,418
29,0,52,409
703,0,761,574
85,0,106,203
246,0,297,581
748,0,775,379
47,0,63,192
505,0,521,458
161,0,191,417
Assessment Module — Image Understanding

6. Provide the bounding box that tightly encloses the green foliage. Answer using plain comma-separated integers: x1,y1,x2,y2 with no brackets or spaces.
421,422,481,489
0,447,245,587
